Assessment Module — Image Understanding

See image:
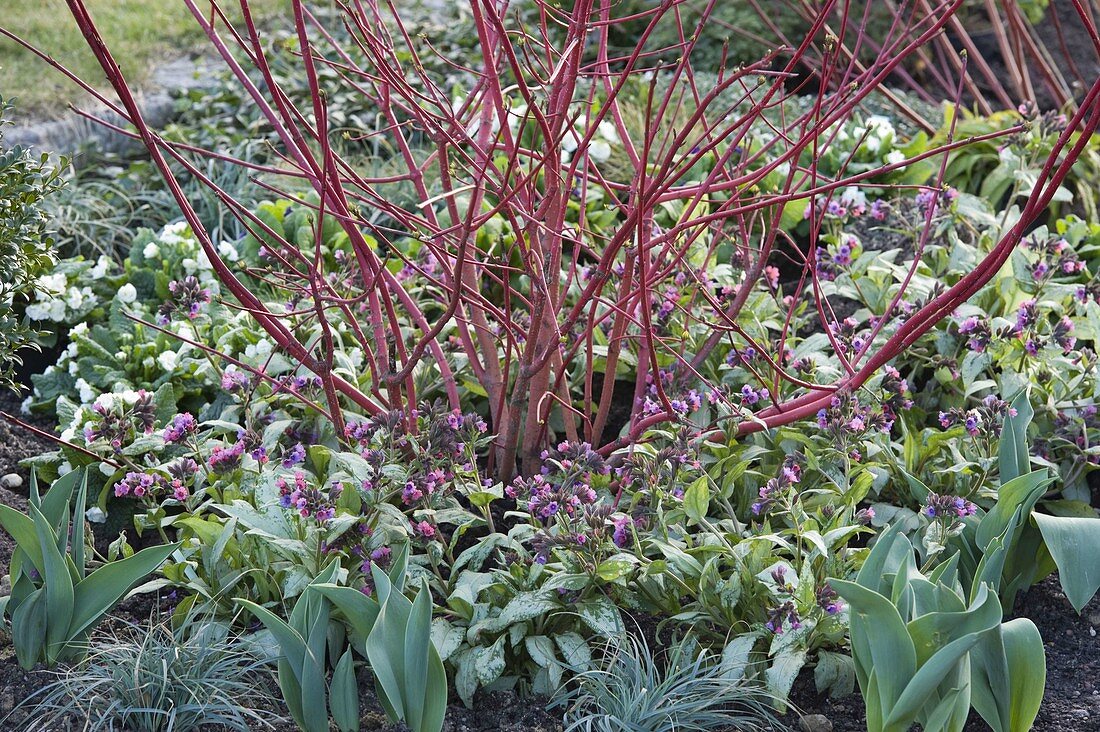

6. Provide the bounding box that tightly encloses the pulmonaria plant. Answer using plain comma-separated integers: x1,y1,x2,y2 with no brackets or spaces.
157,275,212,324
511,441,617,566
82,390,157,454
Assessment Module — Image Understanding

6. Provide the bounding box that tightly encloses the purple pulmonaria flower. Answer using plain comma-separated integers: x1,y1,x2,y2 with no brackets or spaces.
924,492,977,519
163,412,197,443
208,441,245,473
158,275,212,323
854,507,875,525
612,516,632,548
282,443,306,468
221,369,252,393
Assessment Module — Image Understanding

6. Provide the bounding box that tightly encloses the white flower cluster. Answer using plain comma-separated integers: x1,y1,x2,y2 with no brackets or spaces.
24,262,104,322
142,221,238,283
504,101,621,164
828,114,902,165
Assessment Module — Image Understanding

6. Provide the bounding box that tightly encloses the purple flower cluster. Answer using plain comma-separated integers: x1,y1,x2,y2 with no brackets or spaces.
511,441,617,564
277,471,338,522
1025,235,1085,283
923,492,977,519
163,412,198,443
815,391,892,446
914,186,958,217
816,583,844,615
752,454,803,516
957,316,993,353
114,470,189,502
157,275,212,324
816,234,861,282
1036,405,1100,465
208,441,245,473
83,392,157,454
938,394,1018,437
221,369,253,393
765,600,801,634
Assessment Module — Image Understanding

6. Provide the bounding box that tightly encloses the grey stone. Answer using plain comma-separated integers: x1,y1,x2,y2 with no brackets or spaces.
0,473,23,489
799,714,834,732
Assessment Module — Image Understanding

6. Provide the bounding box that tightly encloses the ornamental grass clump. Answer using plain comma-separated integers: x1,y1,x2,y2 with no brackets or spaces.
14,612,280,732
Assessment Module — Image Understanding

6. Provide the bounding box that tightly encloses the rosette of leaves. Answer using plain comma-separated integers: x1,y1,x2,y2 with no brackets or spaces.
0,98,64,390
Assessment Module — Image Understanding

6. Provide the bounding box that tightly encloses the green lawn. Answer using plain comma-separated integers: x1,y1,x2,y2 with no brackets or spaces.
0,0,282,116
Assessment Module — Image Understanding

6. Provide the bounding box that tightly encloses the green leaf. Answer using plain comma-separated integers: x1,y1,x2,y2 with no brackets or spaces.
29,502,73,663
366,568,411,721
67,542,181,642
884,631,984,728
975,471,1052,552
11,587,47,669
554,631,592,670
577,595,624,636
1001,618,1045,732
0,505,44,573
831,578,917,720
330,648,359,732
766,646,807,703
998,391,1033,483
404,584,434,730
1033,513,1100,612
683,475,710,524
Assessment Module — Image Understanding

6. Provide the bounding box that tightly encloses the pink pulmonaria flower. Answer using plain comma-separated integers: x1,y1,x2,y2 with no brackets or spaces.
414,520,436,539
764,266,780,289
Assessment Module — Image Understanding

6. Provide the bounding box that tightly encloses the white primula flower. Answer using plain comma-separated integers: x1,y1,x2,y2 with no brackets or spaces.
68,361,79,376
76,378,97,404
117,283,137,304
588,139,612,163
71,322,88,336
57,461,73,477
89,256,110,279
217,240,240,263
20,395,32,415
24,302,50,320
157,350,179,371
175,322,196,341
143,241,161,259
596,120,620,145
93,392,116,411
182,258,199,275
885,150,906,165
244,339,273,359
840,187,868,211
66,287,86,310
38,273,67,293
867,115,895,133
120,390,141,405
48,299,67,322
